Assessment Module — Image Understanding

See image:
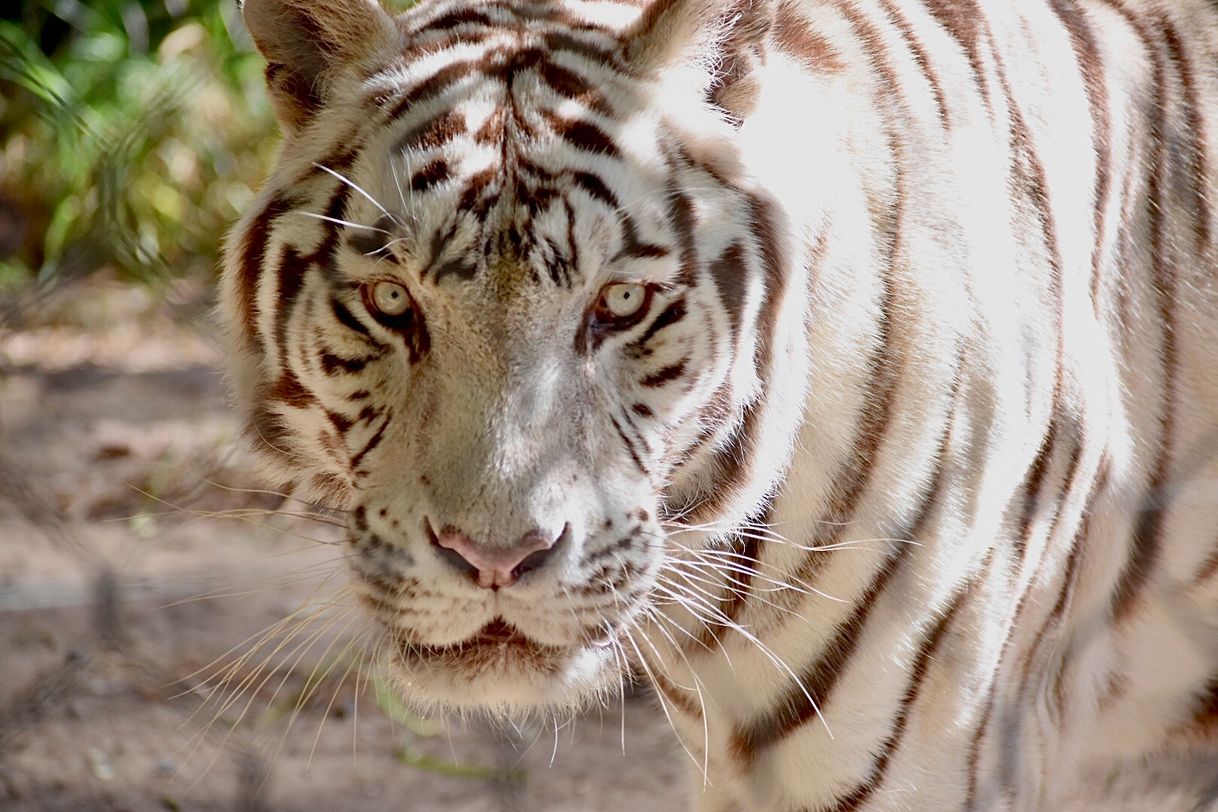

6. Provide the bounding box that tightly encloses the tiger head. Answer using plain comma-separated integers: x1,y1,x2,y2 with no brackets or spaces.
222,0,813,716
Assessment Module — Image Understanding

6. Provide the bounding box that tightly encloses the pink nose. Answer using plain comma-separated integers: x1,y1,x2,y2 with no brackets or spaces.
431,524,566,589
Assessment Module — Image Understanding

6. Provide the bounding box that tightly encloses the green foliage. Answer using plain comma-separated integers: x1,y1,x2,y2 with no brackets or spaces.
0,0,277,286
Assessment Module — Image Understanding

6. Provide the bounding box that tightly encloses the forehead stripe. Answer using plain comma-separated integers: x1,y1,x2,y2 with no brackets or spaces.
543,110,622,157
396,109,468,153
387,60,482,120
410,159,452,193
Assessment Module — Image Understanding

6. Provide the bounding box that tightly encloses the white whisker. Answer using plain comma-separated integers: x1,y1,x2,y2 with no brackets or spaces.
297,211,392,233
313,162,395,221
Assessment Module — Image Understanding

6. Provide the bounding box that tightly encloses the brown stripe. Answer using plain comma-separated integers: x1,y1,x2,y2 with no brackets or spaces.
420,7,492,32
1158,14,1212,253
963,449,1105,809
570,171,619,208
480,0,612,34
473,108,506,145
639,359,689,388
686,518,762,652
963,674,997,810
388,60,481,120
612,415,649,476
785,243,898,596
1097,0,1176,623
1047,456,1112,716
987,31,1066,305
542,31,619,65
1045,0,1112,311
536,59,613,115
729,429,950,766
410,159,451,192
248,401,294,463
624,0,685,56
790,0,910,554
273,246,311,358
350,413,391,472
833,0,908,127
773,5,843,73
963,576,1052,806
542,110,621,157
396,109,467,153
319,351,380,376
875,0,950,126
985,27,1070,566
274,184,351,362
267,369,316,409
1111,452,1173,621
456,168,498,216
709,242,748,338
824,568,980,811
325,409,355,435
649,667,705,718
237,194,293,346
680,194,788,528
1014,443,1101,691
1013,419,1058,561
1193,542,1218,587
330,297,384,346
662,171,699,285
347,231,388,256
379,30,497,79
615,213,670,262
309,472,347,499
629,298,687,350
719,524,763,629
920,0,990,109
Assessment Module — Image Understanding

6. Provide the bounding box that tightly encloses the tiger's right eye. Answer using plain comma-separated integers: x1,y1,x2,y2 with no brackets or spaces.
369,280,412,317
358,278,429,361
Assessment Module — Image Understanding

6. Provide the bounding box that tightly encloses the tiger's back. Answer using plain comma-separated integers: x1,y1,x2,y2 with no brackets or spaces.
221,0,1218,809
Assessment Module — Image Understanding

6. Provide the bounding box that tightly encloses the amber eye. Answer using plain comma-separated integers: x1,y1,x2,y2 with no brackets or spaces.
594,282,651,328
367,280,412,317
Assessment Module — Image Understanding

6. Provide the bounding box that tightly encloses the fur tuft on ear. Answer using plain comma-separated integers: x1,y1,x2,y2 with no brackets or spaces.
242,0,396,132
622,0,773,119
622,0,773,76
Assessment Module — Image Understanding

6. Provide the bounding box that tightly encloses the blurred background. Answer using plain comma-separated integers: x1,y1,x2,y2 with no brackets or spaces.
1,2,1214,810
0,2,685,809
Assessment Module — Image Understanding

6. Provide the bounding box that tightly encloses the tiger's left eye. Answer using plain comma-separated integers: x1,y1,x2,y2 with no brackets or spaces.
595,282,651,326
370,280,411,316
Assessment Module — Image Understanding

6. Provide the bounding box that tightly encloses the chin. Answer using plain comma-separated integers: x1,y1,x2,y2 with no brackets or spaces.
384,622,623,718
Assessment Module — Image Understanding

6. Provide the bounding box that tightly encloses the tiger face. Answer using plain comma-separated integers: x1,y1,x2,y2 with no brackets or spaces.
224,0,806,714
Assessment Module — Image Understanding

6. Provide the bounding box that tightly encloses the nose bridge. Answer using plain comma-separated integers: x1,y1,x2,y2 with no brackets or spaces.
421,323,577,539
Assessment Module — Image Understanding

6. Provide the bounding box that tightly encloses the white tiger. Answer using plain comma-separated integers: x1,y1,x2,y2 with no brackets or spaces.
221,0,1218,808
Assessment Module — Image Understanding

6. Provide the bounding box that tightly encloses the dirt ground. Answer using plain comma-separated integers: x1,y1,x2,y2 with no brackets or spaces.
1,278,1215,812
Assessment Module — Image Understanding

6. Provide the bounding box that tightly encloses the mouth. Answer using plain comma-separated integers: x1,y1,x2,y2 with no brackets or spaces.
396,618,614,666
389,619,619,712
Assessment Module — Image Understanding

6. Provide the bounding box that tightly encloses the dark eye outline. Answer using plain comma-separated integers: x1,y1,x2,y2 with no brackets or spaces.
360,278,419,331
589,282,655,334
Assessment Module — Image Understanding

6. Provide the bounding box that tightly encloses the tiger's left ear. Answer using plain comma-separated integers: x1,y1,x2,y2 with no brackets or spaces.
242,0,398,133
622,0,773,117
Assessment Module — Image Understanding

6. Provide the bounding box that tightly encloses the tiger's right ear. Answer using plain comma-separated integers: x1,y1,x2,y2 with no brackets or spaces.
622,0,772,77
242,0,397,133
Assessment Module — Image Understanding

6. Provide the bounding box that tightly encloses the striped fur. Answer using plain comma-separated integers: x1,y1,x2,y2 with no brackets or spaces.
220,0,1218,808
